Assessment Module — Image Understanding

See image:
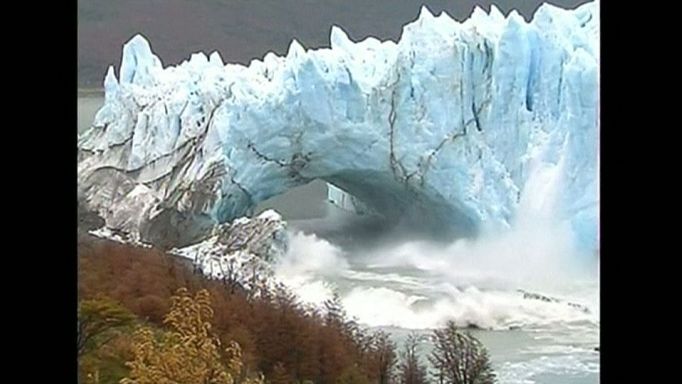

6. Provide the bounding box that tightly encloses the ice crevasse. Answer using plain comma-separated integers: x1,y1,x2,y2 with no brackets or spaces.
78,1,599,254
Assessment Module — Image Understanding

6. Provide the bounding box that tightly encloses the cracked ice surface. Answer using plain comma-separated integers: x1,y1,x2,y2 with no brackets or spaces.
77,1,598,252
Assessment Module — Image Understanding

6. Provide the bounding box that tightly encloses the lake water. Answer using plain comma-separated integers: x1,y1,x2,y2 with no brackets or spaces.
256,181,599,384
78,94,104,133
79,96,599,383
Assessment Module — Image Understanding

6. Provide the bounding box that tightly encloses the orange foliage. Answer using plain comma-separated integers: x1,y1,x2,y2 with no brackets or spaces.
78,234,394,383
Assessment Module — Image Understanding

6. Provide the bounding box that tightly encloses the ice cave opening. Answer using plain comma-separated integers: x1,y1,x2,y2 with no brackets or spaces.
253,176,478,245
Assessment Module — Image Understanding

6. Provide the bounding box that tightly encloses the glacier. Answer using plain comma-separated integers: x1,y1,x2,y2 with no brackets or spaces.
169,209,288,292
77,1,598,254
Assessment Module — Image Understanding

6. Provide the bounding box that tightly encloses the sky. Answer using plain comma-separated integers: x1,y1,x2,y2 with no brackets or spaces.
78,0,594,86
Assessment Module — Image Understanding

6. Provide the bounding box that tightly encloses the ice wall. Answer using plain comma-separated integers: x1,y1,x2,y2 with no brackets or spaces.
78,1,598,251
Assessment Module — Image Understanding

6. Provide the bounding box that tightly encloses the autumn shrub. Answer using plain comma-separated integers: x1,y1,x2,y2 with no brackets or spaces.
120,288,263,384
78,235,399,383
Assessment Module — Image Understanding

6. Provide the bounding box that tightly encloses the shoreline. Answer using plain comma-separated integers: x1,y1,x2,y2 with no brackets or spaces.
77,88,104,97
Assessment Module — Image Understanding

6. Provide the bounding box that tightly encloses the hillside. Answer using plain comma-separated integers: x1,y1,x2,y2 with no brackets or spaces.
77,0,589,87
78,233,400,383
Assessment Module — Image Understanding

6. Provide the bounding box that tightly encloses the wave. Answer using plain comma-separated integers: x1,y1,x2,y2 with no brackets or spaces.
275,229,598,331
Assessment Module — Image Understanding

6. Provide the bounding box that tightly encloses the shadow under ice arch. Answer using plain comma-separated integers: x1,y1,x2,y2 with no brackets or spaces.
78,2,598,251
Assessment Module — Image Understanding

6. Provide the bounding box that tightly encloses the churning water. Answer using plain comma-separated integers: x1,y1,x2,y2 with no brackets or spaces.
258,180,599,384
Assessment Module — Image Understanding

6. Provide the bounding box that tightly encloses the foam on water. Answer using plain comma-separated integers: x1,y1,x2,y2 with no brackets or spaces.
275,225,598,331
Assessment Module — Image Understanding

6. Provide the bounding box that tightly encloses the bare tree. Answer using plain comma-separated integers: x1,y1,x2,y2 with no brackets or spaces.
398,333,427,384
373,330,397,384
429,321,496,384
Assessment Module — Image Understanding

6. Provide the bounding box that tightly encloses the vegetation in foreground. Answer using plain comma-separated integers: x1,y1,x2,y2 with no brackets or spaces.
78,234,495,383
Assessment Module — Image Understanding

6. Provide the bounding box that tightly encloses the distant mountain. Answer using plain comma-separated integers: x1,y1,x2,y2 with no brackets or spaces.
77,0,589,87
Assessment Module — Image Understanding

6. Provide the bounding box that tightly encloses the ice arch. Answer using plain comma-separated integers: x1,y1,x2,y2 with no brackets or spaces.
78,2,598,250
